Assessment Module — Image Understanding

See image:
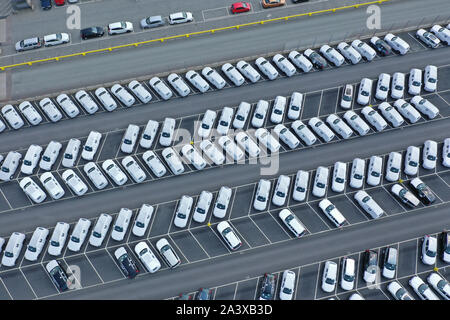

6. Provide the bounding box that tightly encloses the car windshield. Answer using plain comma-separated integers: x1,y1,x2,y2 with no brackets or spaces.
325,278,335,285
106,164,114,170
27,246,36,252
282,287,292,294
296,186,305,192
64,153,73,159
325,205,335,213
428,78,436,83
71,236,80,243
350,115,358,120
202,123,210,129
317,182,325,188
237,115,244,121
196,207,205,214
274,109,282,115
276,191,285,197
371,171,380,177
124,139,132,145
362,196,371,203
395,85,403,90
43,156,50,162
343,95,351,102
427,155,436,161
177,212,186,219
24,160,31,166
162,132,170,137
226,66,233,72
333,119,340,125
51,241,60,247
217,203,225,210
84,146,93,152
354,174,363,180
256,196,266,202
380,86,388,91
390,167,399,173
1,167,9,173
343,274,354,282
297,124,305,130
412,81,421,86
336,178,344,183
361,91,369,97
93,231,102,238
219,120,229,126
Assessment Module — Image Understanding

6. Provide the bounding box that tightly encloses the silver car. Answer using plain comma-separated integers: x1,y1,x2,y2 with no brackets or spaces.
56,93,80,118
74,90,99,114
18,101,42,126
121,156,146,183
140,15,164,29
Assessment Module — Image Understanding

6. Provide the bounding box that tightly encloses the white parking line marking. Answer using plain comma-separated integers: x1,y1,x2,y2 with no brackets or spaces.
0,277,13,300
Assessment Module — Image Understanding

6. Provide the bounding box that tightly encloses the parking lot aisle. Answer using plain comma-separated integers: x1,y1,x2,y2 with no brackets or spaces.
295,263,320,300
214,283,237,300
233,278,259,300
0,278,13,300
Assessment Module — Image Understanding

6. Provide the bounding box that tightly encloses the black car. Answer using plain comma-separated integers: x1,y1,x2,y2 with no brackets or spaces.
46,260,69,292
410,178,436,204
259,273,276,300
40,0,52,10
114,247,139,279
196,288,213,300
80,27,105,40
370,38,392,56
305,50,328,70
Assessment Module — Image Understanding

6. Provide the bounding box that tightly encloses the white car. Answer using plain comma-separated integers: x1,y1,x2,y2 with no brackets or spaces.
56,94,79,118
272,54,296,76
235,131,261,157
408,68,422,95
421,235,437,265
393,99,421,123
159,117,176,147
102,159,128,185
200,140,225,165
427,273,450,300
280,270,296,300
404,146,420,176
134,241,161,273
74,90,99,114
340,84,353,109
0,151,22,181
167,73,191,97
108,21,133,35
21,144,43,175
292,170,309,202
217,107,234,135
326,114,353,139
181,144,206,170
336,42,362,64
319,198,346,227
382,247,398,279
89,213,113,247
251,100,269,128
111,208,133,241
272,175,290,207
385,152,402,182
202,67,226,89
149,77,173,100
236,60,261,83
83,162,108,189
81,131,102,161
213,186,232,219
387,281,413,300
321,261,338,293
24,227,49,261
431,24,450,45
379,102,405,128
222,63,245,86
443,138,450,167
357,78,373,105
218,136,245,162
354,191,384,219
132,204,154,237
270,96,287,124
140,120,159,149
423,140,437,170
39,141,62,171
168,11,193,24
384,33,410,55
312,166,329,198
343,110,370,136
198,109,216,138
409,276,439,300
288,50,313,72
19,177,47,203
48,222,70,256
67,218,91,252
142,150,167,177
39,98,63,122
193,191,213,223
162,147,185,175
233,102,251,129
410,96,439,119
308,117,335,142
128,80,152,103
349,158,365,189
255,57,279,80
186,70,210,93
319,45,344,66
62,139,81,168
121,156,146,183
1,232,25,267
18,101,42,125
173,195,193,228
391,183,420,208
43,32,70,46
391,72,405,99
254,179,271,211
340,257,356,290
121,124,139,154
94,87,117,112
424,65,438,92
375,73,391,100
278,209,306,238
255,128,280,153
361,107,387,132
416,28,440,48
40,172,65,200
331,161,346,193
351,39,377,61
1,105,24,129
217,221,241,251
111,84,135,107
349,293,365,300
291,120,317,146
287,92,303,120
62,169,88,196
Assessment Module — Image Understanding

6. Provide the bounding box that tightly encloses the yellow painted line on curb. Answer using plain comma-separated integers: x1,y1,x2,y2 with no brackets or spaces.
0,0,391,71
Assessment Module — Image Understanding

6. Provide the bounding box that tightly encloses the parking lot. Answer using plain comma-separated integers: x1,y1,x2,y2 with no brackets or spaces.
0,137,449,299
173,233,449,300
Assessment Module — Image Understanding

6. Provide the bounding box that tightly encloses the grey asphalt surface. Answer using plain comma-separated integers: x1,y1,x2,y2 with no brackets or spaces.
2,0,450,101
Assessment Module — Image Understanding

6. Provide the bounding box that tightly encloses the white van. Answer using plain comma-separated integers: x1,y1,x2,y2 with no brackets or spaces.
410,96,439,119
343,111,370,136
337,42,362,65
288,50,313,72
404,146,420,175
361,107,387,132
326,114,353,139
319,199,346,227
379,102,404,128
384,33,410,55
375,73,391,100
424,65,438,92
385,152,402,182
357,78,373,105
391,72,405,99
287,92,303,120
351,39,376,61
408,68,422,95
393,99,421,123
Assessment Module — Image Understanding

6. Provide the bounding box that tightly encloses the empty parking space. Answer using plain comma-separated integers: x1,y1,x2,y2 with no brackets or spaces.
85,250,123,283
170,231,209,262
301,92,322,120
319,88,339,117
0,270,36,300
296,264,319,300
214,283,237,300
234,278,258,300
21,264,57,298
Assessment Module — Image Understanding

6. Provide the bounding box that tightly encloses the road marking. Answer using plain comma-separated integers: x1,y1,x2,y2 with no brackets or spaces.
0,277,13,300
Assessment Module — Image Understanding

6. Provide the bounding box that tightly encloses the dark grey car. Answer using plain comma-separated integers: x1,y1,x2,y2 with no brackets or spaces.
140,15,164,29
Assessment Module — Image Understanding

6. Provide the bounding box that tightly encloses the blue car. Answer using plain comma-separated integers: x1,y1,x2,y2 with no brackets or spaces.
40,0,52,10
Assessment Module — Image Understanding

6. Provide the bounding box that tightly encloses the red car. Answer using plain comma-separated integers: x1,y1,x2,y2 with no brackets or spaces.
54,0,65,5
231,2,251,14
